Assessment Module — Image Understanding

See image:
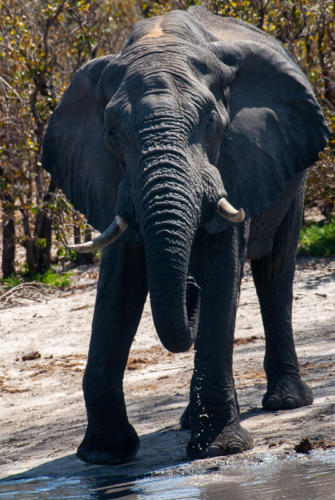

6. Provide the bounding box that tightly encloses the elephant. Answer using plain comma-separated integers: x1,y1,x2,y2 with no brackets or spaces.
42,6,329,464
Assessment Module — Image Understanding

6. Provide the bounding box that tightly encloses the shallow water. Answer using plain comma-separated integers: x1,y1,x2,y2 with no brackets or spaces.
1,452,334,499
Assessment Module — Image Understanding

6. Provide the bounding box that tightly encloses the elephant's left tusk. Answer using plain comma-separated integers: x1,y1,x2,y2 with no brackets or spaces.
67,215,128,253
217,198,245,223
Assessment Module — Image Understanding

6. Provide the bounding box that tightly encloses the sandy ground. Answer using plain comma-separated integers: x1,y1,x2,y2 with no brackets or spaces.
0,258,334,481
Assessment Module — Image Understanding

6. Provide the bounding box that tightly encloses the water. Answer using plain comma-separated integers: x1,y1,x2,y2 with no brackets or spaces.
1,452,334,499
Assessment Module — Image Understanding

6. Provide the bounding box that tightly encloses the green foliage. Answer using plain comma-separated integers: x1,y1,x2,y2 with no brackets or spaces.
0,274,21,288
32,269,73,288
298,219,335,257
0,268,72,289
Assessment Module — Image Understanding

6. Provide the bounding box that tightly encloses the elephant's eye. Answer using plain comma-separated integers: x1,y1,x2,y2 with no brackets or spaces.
206,110,221,135
104,124,120,152
205,109,224,165
107,127,119,142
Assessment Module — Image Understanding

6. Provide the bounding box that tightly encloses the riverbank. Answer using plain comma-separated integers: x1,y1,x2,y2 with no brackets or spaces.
0,258,334,480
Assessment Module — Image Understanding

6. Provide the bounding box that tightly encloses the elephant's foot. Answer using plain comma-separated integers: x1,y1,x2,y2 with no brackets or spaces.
185,395,252,460
262,375,313,411
181,390,240,431
76,422,139,465
187,422,253,459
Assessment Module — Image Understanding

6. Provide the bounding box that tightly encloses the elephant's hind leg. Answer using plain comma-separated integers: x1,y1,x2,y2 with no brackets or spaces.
77,240,147,465
251,182,313,411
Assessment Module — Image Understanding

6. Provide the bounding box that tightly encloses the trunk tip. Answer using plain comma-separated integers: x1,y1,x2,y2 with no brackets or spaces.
160,336,193,353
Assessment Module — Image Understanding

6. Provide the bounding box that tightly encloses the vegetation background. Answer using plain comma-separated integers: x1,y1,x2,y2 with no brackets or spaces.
1,0,334,279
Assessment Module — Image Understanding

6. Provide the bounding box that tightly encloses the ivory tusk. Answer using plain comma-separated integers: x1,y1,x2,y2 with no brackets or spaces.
217,198,245,223
67,215,128,253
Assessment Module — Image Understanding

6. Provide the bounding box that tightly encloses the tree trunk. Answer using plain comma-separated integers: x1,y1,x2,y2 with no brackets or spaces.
1,200,16,278
73,220,94,266
22,179,55,275
34,208,53,272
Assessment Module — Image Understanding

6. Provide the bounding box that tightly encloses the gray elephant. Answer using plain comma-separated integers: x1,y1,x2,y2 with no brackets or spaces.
42,7,328,464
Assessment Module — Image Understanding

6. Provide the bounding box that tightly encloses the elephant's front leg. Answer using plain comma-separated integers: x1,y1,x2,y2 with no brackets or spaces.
186,226,253,459
77,240,147,465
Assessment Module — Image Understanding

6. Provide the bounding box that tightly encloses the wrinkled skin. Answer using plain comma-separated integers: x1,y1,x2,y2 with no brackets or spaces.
42,7,328,464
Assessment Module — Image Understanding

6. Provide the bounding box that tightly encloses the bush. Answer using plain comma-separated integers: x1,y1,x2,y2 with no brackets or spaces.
298,219,335,257
0,274,21,289
33,269,73,288
0,268,72,289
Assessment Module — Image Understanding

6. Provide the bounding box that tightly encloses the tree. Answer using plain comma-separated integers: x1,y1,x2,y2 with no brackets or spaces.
0,0,333,279
0,0,144,276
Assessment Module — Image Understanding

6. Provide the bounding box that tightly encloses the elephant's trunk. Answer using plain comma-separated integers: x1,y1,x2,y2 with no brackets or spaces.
139,145,201,353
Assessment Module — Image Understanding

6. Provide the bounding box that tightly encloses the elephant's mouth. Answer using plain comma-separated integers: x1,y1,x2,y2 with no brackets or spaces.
186,275,201,336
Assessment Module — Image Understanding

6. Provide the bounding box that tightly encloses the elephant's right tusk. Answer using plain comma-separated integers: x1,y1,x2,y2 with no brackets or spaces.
67,215,128,253
217,198,245,223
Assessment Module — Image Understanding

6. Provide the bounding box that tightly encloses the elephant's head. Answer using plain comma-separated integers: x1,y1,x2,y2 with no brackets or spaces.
42,8,328,352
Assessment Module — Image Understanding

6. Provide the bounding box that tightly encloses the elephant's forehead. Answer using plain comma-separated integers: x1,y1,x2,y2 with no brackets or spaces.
118,34,227,88
121,42,192,71
116,49,197,97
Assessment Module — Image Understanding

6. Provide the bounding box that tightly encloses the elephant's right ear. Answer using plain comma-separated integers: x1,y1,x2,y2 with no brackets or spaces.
42,55,123,232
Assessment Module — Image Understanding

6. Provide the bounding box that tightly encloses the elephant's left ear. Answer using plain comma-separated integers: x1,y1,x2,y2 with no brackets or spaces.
207,40,329,232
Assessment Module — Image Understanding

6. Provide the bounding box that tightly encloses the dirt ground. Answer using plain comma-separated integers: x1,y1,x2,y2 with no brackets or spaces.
0,257,334,481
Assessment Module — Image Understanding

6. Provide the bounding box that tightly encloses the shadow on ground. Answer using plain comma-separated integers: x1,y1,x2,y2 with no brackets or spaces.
1,426,191,483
